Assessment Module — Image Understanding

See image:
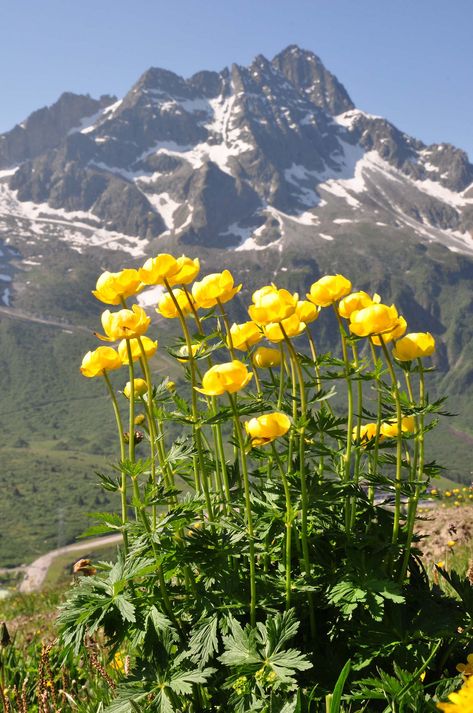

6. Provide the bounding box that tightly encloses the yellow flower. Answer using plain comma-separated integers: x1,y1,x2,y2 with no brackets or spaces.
138,254,180,285
97,305,150,342
430,488,438,496
195,360,253,396
349,303,403,338
166,256,200,286
352,423,381,444
392,332,436,361
245,412,291,446
134,413,146,425
248,285,298,325
111,651,125,672
436,561,445,569
80,347,122,377
253,347,282,368
371,316,407,345
92,269,143,305
229,322,263,351
118,336,158,364
263,314,305,343
447,540,456,548
166,380,176,392
338,291,375,319
192,270,241,309
454,500,461,507
445,491,452,497
380,416,416,438
456,653,473,677
123,378,148,399
295,300,320,324
157,289,195,318
437,673,473,711
177,344,202,362
306,274,352,307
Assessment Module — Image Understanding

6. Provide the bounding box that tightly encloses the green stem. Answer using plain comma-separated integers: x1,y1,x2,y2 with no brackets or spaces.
271,444,293,609
228,393,256,626
164,279,213,518
349,341,363,528
379,338,403,558
334,308,354,533
277,344,286,409
217,298,236,359
369,340,383,491
249,349,263,397
103,371,128,555
281,327,315,639
400,363,425,580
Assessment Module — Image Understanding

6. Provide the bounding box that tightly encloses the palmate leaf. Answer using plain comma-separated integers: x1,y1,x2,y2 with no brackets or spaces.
104,684,150,713
269,649,313,683
168,667,216,695
220,617,260,666
188,614,220,664
264,610,300,656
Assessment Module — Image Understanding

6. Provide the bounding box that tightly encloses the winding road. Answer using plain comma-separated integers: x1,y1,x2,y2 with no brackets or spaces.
16,534,122,593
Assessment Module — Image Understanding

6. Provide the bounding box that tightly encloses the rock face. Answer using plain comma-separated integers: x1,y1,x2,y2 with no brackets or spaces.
2,44,473,249
0,92,116,168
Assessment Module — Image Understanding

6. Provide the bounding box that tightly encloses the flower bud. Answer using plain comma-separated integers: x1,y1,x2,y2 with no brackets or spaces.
123,378,148,399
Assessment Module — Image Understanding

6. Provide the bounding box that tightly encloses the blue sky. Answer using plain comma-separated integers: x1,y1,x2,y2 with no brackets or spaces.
1,0,472,158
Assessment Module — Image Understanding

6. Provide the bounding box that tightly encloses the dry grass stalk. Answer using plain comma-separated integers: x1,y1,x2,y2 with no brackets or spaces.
85,638,116,690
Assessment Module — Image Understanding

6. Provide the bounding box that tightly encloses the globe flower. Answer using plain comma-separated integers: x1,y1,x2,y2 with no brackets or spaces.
192,270,241,309
263,314,305,343
244,412,291,446
97,305,150,341
295,300,320,324
248,285,298,325
339,291,376,319
80,346,122,377
253,346,282,368
437,671,473,711
177,344,202,362
371,316,407,345
195,360,253,395
380,416,416,438
92,269,143,305
166,256,200,286
229,322,263,351
392,332,436,361
157,289,195,318
138,254,180,285
123,378,148,399
118,336,158,364
352,423,381,444
307,274,352,307
349,303,403,338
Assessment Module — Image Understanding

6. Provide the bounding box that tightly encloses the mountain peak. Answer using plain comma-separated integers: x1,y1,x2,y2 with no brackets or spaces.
272,44,354,115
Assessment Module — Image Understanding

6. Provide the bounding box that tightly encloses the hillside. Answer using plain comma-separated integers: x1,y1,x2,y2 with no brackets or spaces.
1,45,473,564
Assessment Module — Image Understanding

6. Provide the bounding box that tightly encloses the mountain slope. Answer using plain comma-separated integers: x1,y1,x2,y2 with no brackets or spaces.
1,45,473,564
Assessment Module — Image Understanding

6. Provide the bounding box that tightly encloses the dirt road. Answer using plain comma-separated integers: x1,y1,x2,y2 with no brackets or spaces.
18,534,122,593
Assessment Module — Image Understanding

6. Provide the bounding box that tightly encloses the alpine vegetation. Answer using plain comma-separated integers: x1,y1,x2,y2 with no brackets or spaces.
41,254,473,712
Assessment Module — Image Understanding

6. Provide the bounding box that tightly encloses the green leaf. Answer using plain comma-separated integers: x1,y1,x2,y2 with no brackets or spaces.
188,615,219,665
328,659,351,712
114,594,135,623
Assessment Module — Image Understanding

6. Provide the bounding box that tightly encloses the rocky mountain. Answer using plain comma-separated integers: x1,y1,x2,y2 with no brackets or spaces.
1,45,473,564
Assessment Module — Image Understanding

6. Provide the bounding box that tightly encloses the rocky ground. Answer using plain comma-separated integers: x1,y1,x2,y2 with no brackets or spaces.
415,505,473,564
